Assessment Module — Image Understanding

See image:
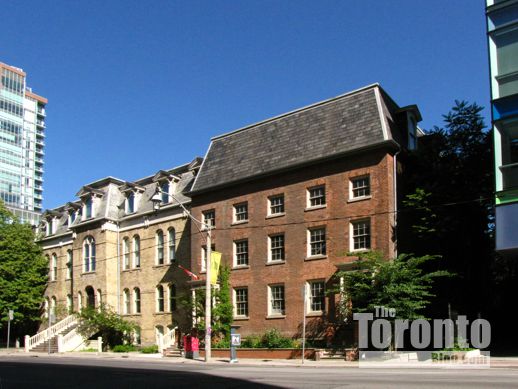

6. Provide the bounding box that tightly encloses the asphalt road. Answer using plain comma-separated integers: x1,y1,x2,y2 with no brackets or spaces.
1,356,518,388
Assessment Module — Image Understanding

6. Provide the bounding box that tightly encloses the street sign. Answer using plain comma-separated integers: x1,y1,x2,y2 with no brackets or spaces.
231,334,241,347
8,310,13,320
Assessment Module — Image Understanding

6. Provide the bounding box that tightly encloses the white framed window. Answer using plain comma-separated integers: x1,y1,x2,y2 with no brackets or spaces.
68,210,76,226
122,238,130,270
307,185,326,208
160,181,170,203
84,197,93,219
133,235,140,268
50,218,57,234
307,280,325,313
156,285,164,312
126,192,136,213
156,230,164,265
268,194,285,216
168,228,176,263
234,287,249,317
83,236,96,272
202,210,215,229
66,250,73,279
268,284,285,316
50,253,57,281
408,116,417,150
268,234,285,262
45,221,51,236
234,239,249,267
134,288,141,314
308,227,326,257
351,219,371,251
350,175,370,199
201,245,215,272
233,202,248,223
123,289,130,314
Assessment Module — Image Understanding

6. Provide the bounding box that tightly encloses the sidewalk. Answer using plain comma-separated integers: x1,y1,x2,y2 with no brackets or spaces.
1,348,518,369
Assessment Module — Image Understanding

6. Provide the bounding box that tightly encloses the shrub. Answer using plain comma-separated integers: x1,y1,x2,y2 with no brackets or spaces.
241,334,262,348
140,345,159,354
112,344,137,353
261,329,296,349
212,338,230,349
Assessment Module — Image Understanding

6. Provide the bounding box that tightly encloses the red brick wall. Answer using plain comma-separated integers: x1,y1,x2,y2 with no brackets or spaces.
190,150,395,338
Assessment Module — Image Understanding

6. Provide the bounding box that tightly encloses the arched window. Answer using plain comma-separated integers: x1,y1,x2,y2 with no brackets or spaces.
123,289,130,314
67,294,72,313
77,292,82,311
122,238,130,270
168,228,176,263
133,235,140,268
134,288,141,314
156,285,164,312
96,289,102,308
156,230,164,265
169,284,176,311
83,236,96,272
85,286,95,308
66,250,73,279
44,297,49,317
51,296,57,317
50,254,57,281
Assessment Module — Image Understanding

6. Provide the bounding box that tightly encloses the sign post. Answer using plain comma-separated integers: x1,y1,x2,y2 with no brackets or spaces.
7,310,13,350
301,286,307,365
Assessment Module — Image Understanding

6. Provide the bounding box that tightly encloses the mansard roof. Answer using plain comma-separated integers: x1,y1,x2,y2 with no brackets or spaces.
191,84,420,194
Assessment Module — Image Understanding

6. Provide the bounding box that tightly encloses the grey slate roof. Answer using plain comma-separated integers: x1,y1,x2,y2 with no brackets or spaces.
38,158,202,239
191,84,405,194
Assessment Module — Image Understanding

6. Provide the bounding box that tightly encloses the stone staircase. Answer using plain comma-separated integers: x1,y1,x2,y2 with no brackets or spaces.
30,337,59,353
163,346,183,358
320,349,346,360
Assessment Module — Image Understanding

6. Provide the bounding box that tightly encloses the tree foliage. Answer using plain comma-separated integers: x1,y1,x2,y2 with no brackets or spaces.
0,201,48,338
331,251,451,321
399,100,493,318
181,265,234,342
77,305,139,350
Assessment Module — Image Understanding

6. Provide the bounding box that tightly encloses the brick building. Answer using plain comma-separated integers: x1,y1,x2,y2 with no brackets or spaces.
189,84,421,340
38,158,201,345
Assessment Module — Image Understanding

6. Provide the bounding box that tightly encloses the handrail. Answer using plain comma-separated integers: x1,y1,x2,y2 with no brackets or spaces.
25,314,77,351
161,327,177,351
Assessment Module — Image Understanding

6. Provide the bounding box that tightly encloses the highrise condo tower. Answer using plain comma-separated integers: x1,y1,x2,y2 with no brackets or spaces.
0,62,46,225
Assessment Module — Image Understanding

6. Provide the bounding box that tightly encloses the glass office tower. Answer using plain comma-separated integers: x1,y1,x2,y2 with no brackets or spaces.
0,62,46,225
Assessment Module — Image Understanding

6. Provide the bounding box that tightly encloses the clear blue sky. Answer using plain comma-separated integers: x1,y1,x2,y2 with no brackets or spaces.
1,0,489,210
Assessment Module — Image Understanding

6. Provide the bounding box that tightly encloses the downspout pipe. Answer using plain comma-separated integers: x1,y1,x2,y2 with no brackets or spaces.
393,150,401,258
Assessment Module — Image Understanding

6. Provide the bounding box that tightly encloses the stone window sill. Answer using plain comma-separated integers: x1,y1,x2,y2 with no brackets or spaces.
306,311,324,317
233,316,249,321
81,271,96,276
232,265,250,270
266,315,286,320
231,220,249,226
347,195,372,203
266,213,285,220
266,260,286,266
305,205,326,212
305,255,327,261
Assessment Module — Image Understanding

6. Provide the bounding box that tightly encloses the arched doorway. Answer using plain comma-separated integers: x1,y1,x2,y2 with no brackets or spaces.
85,286,95,308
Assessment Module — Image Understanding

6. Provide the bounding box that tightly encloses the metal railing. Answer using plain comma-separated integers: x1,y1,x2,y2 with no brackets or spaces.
159,327,177,352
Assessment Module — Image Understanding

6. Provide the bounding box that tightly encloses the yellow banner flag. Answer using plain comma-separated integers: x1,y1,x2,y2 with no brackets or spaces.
210,251,222,285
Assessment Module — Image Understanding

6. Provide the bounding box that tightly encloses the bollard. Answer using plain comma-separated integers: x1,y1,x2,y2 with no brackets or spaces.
15,339,20,349
97,337,103,353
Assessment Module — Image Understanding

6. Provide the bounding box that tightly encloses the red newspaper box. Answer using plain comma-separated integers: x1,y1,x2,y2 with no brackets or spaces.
183,335,199,359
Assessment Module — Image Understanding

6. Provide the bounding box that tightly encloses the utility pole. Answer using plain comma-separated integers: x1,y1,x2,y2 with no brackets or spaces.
205,227,212,362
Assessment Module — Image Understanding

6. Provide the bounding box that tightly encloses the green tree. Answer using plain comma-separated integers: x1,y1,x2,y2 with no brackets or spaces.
0,201,48,341
77,304,139,350
331,251,451,323
180,265,234,343
399,100,493,320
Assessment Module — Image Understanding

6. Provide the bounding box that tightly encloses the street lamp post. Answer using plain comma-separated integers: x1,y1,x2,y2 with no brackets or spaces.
151,186,212,362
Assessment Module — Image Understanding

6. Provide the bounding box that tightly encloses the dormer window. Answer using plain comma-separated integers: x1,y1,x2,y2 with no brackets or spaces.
126,192,135,213
408,116,417,150
45,221,51,236
160,181,170,203
84,197,93,219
